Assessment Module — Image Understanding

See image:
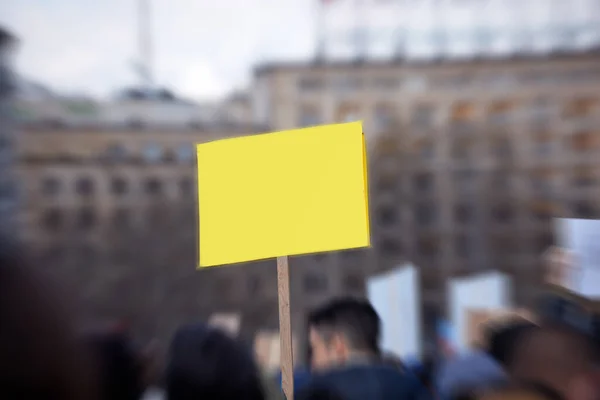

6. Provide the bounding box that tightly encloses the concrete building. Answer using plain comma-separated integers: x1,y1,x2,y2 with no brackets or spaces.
16,49,600,359
250,49,600,341
0,27,18,239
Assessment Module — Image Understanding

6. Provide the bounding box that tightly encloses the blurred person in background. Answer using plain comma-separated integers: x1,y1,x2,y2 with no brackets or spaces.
165,323,266,400
0,241,96,399
437,317,537,400
508,323,599,400
298,297,428,400
84,330,145,400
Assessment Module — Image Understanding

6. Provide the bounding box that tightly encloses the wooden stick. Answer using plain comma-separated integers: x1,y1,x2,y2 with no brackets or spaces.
277,256,294,400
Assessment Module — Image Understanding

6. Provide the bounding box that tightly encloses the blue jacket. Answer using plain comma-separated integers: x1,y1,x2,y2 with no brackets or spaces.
297,364,429,400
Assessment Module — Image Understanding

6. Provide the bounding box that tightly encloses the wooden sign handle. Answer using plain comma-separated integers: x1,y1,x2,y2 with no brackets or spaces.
277,256,294,400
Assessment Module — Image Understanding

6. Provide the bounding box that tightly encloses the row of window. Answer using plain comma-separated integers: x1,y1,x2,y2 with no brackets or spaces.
376,171,600,195
299,97,598,128
38,241,364,296
103,142,195,163
373,131,600,163
296,67,600,93
375,201,597,228
375,232,555,260
40,176,194,197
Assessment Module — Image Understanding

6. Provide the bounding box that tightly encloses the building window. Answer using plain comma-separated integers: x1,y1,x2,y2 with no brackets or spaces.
417,140,434,160
377,207,397,227
180,177,194,196
455,235,469,258
372,77,399,90
379,237,402,256
343,273,364,292
303,272,328,294
415,203,436,225
76,207,96,231
373,103,394,132
412,104,435,128
454,169,477,193
413,172,433,193
491,136,512,158
563,97,596,118
176,144,194,163
113,208,131,229
335,103,360,123
450,101,475,122
572,201,596,218
332,76,363,93
41,177,61,196
144,178,162,195
298,105,321,127
531,173,553,196
127,118,144,129
531,200,555,221
75,176,95,196
143,143,163,163
492,204,513,223
297,77,323,92
42,208,63,231
454,203,472,223
105,143,127,161
417,235,440,258
452,138,473,160
487,100,516,124
111,177,128,196
533,133,553,155
571,168,595,187
570,131,597,153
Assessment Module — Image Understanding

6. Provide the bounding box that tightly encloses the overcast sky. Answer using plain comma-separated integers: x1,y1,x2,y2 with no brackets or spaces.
1,0,598,101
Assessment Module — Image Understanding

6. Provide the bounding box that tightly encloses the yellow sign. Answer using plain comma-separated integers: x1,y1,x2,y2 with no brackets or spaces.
196,121,370,267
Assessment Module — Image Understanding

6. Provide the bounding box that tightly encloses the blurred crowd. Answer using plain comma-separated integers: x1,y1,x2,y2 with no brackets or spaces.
1,243,598,400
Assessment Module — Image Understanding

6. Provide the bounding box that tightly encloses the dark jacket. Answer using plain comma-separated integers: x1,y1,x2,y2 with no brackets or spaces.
297,363,429,400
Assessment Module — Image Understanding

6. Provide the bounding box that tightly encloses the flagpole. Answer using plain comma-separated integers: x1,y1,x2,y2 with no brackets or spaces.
316,0,326,59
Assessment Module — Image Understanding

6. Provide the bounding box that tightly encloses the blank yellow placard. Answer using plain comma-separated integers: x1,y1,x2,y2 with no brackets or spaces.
196,121,370,267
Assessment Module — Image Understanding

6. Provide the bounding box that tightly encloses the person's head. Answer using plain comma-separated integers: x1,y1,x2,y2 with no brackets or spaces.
166,323,265,400
0,242,96,399
486,320,538,368
509,323,597,400
84,331,144,400
307,297,380,371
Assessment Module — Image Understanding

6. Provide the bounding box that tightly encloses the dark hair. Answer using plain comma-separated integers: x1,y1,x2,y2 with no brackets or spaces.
297,384,346,400
84,331,144,400
166,323,265,400
0,243,96,399
486,321,538,367
308,297,381,354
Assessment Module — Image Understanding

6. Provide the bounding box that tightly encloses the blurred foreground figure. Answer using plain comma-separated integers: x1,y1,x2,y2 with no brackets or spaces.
165,323,266,400
299,297,427,400
509,324,599,400
84,331,145,400
0,243,95,399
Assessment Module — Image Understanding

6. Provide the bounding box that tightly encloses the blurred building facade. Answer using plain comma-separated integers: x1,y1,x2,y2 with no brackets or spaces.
14,48,600,360
0,27,18,238
251,49,600,337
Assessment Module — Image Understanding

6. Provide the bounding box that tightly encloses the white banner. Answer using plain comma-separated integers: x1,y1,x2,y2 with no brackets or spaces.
555,218,600,299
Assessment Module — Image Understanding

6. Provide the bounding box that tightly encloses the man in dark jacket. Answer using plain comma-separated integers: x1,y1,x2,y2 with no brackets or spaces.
297,297,428,400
